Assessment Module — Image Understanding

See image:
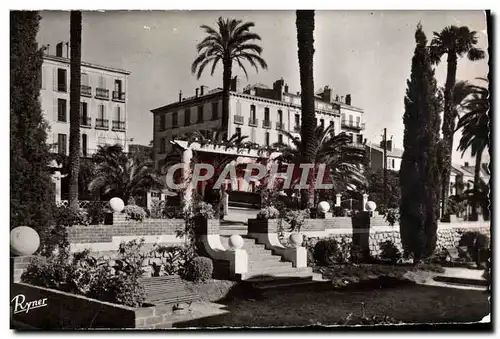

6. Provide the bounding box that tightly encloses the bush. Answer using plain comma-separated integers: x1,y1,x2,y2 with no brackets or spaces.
378,240,401,264
195,201,216,219
284,209,310,232
257,206,279,220
53,206,89,226
333,206,346,217
124,204,147,222
86,203,108,225
151,244,193,276
313,239,339,266
21,251,73,292
458,231,490,264
382,208,399,226
37,223,70,257
185,256,213,282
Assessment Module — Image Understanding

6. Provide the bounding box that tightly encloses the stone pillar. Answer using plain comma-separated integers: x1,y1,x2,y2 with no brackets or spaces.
146,191,152,211
160,193,166,201
182,148,193,206
51,171,64,204
222,190,229,216
362,194,368,212
335,193,342,207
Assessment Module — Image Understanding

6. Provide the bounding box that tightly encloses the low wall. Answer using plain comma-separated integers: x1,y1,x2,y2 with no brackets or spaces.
11,282,176,329
67,219,186,253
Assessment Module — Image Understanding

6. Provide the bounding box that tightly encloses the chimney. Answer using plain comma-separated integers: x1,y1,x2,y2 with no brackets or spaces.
195,88,199,97
56,42,64,57
179,90,182,102
386,140,392,151
200,85,209,96
345,94,352,106
65,41,70,58
284,84,289,93
340,96,344,103
464,162,469,167
273,78,285,101
335,94,339,102
321,86,332,103
230,76,241,92
296,91,300,96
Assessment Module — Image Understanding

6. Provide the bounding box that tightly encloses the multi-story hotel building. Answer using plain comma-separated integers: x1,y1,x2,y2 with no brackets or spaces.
40,42,131,158
151,77,366,168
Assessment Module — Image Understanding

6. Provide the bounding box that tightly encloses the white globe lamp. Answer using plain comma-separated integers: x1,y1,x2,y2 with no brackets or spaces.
318,201,330,214
228,234,244,250
110,197,125,213
289,233,303,247
10,226,40,256
365,201,377,212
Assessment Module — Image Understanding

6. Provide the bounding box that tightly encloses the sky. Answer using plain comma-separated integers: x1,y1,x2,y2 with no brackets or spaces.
36,10,489,164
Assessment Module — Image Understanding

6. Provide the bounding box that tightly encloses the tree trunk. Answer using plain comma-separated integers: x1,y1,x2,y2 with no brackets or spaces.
221,58,232,141
68,11,82,210
471,149,482,221
440,52,457,217
296,10,316,209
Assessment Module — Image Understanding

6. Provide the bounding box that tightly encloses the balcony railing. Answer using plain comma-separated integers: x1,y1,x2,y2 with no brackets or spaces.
234,115,244,125
95,88,109,100
80,116,91,128
341,120,365,130
95,118,109,129
293,124,301,132
262,120,271,129
276,122,285,130
81,85,92,97
347,142,366,150
112,91,126,101
249,118,259,127
112,120,126,131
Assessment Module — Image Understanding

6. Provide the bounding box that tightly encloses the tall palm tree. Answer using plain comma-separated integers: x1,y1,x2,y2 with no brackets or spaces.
456,78,489,220
68,11,82,210
191,17,268,140
275,125,367,206
89,145,164,204
296,10,317,208
428,25,485,216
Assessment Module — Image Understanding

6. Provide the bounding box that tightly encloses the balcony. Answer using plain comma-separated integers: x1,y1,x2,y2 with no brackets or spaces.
276,122,285,130
112,120,126,131
80,116,91,128
234,115,244,125
262,120,271,129
95,118,109,130
249,118,259,127
95,88,109,100
341,120,366,130
347,142,366,150
81,85,92,97
293,125,301,133
112,91,126,102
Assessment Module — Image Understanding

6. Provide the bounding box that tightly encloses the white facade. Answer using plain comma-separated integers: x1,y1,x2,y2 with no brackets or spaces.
40,54,131,157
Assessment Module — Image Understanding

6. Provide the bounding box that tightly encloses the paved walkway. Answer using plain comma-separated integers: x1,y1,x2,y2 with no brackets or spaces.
405,267,488,291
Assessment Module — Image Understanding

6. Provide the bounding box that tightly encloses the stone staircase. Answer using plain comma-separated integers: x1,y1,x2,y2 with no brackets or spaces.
219,235,314,283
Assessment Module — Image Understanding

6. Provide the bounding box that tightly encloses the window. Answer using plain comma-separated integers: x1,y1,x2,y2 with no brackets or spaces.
98,75,106,89
357,134,363,144
98,104,105,119
278,110,283,123
265,132,270,146
81,73,89,86
295,114,300,126
329,121,334,131
81,134,88,157
159,137,166,153
115,106,121,121
320,119,325,129
356,116,361,127
57,99,67,122
392,159,395,168
278,134,283,144
250,105,256,120
349,114,354,126
114,79,122,93
57,133,67,155
172,112,178,127
264,107,270,122
212,102,218,120
342,113,346,123
184,109,190,126
197,106,204,123
160,114,166,131
80,102,88,124
57,68,67,92
236,127,241,138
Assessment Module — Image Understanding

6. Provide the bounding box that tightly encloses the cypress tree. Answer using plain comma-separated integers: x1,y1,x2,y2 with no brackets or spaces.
400,23,441,262
10,11,55,233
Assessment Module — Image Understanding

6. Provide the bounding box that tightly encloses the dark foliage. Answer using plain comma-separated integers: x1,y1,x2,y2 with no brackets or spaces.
399,24,441,262
378,240,402,264
333,206,346,217
185,256,214,282
313,239,339,266
458,231,490,264
365,169,401,209
10,11,55,235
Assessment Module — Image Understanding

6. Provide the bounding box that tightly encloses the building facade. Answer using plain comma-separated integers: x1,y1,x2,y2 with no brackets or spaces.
40,43,131,158
366,140,403,171
151,77,366,169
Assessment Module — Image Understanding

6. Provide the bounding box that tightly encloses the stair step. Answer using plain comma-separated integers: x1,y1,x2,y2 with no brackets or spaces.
242,268,313,281
245,265,312,276
250,277,319,290
248,261,292,270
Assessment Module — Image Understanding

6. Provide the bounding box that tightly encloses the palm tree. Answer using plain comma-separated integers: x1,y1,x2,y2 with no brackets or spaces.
428,25,485,217
68,11,82,210
456,78,489,220
275,125,367,206
296,10,317,208
89,145,164,205
191,17,268,140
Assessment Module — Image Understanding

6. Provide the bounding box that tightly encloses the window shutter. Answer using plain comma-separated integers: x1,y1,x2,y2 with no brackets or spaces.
53,68,57,91
53,98,58,121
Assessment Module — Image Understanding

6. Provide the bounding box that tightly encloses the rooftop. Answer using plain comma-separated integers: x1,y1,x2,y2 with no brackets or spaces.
367,143,404,158
43,54,131,75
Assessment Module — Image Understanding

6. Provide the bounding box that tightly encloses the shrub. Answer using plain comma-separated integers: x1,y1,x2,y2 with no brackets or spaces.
378,240,401,264
313,239,339,266
21,251,73,292
458,231,490,264
151,244,193,276
124,204,147,222
257,206,279,220
284,209,310,232
381,208,399,226
185,256,213,282
53,206,89,226
37,223,70,257
195,201,216,219
86,203,108,225
336,237,352,263
333,206,346,217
